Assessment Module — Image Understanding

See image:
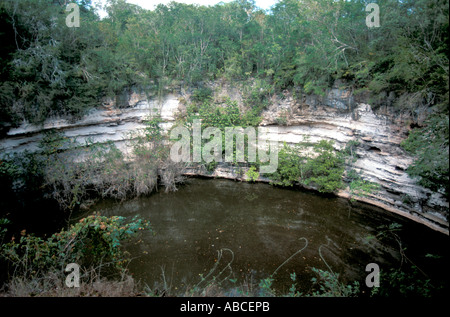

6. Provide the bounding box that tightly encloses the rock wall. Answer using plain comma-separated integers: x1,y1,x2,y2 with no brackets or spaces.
1,85,448,234
0,93,180,154
259,90,448,235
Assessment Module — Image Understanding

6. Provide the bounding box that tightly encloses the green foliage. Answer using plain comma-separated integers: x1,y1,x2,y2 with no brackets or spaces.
242,78,273,114
286,272,302,297
343,140,360,163
0,218,10,243
0,0,447,131
370,222,447,297
184,97,261,171
269,140,345,193
347,169,380,201
0,214,151,279
191,87,213,104
270,142,303,187
0,150,46,193
0,0,447,271
0,0,124,125
310,267,360,297
1,0,448,204
205,161,219,173
186,98,256,129
401,115,449,197
257,277,275,297
1,118,184,214
245,166,259,182
303,140,345,193
372,265,438,298
133,115,166,160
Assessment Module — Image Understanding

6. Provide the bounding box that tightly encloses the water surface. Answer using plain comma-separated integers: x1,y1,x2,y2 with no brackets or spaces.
86,178,448,295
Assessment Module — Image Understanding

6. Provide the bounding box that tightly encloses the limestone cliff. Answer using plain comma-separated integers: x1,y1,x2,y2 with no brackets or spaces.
1,85,448,234
259,89,448,235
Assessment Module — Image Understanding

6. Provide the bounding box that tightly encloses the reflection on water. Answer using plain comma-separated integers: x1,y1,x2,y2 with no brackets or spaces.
86,178,449,295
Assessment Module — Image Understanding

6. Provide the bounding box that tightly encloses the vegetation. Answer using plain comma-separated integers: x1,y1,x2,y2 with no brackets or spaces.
245,165,259,182
0,115,185,295
401,115,449,198
181,96,260,170
369,223,448,297
309,268,360,297
302,140,345,193
0,0,447,298
270,142,304,187
347,169,380,201
1,118,184,213
0,0,447,198
269,140,345,194
1,214,150,276
0,214,150,296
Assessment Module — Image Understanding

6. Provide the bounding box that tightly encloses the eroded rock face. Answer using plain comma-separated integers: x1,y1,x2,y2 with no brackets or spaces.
0,93,181,154
259,91,448,234
1,88,448,234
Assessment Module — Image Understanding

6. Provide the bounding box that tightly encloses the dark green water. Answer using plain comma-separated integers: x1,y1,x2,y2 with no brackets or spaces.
85,178,449,296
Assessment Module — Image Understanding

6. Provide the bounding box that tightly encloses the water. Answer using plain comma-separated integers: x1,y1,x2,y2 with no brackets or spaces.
84,178,449,296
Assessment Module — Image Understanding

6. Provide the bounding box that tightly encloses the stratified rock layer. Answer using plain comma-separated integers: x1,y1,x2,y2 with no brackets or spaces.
1,87,448,234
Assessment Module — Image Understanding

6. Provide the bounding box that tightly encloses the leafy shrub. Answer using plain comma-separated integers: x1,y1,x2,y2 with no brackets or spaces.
372,266,438,298
270,142,304,187
245,166,259,182
303,140,345,193
370,222,447,297
310,268,360,297
269,140,345,193
0,214,151,280
2,118,185,215
242,78,273,116
401,115,449,198
183,98,261,171
191,87,213,104
347,169,380,201
186,99,244,129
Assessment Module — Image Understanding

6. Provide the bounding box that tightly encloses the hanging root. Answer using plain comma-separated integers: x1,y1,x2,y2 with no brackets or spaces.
318,236,338,278
316,237,355,296
195,248,235,288
271,237,308,277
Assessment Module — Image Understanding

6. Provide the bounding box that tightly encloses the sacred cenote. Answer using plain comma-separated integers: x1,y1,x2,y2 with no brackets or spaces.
81,178,449,296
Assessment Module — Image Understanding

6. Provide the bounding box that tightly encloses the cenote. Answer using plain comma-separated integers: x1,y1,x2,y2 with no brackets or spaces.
79,178,449,296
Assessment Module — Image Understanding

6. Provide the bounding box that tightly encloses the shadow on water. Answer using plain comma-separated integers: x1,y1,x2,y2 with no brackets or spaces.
83,178,449,296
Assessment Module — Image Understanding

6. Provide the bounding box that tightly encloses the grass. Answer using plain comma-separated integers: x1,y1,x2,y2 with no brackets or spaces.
1,270,138,297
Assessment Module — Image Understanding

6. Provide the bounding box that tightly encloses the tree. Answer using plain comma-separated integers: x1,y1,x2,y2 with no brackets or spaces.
401,115,449,197
303,140,345,193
